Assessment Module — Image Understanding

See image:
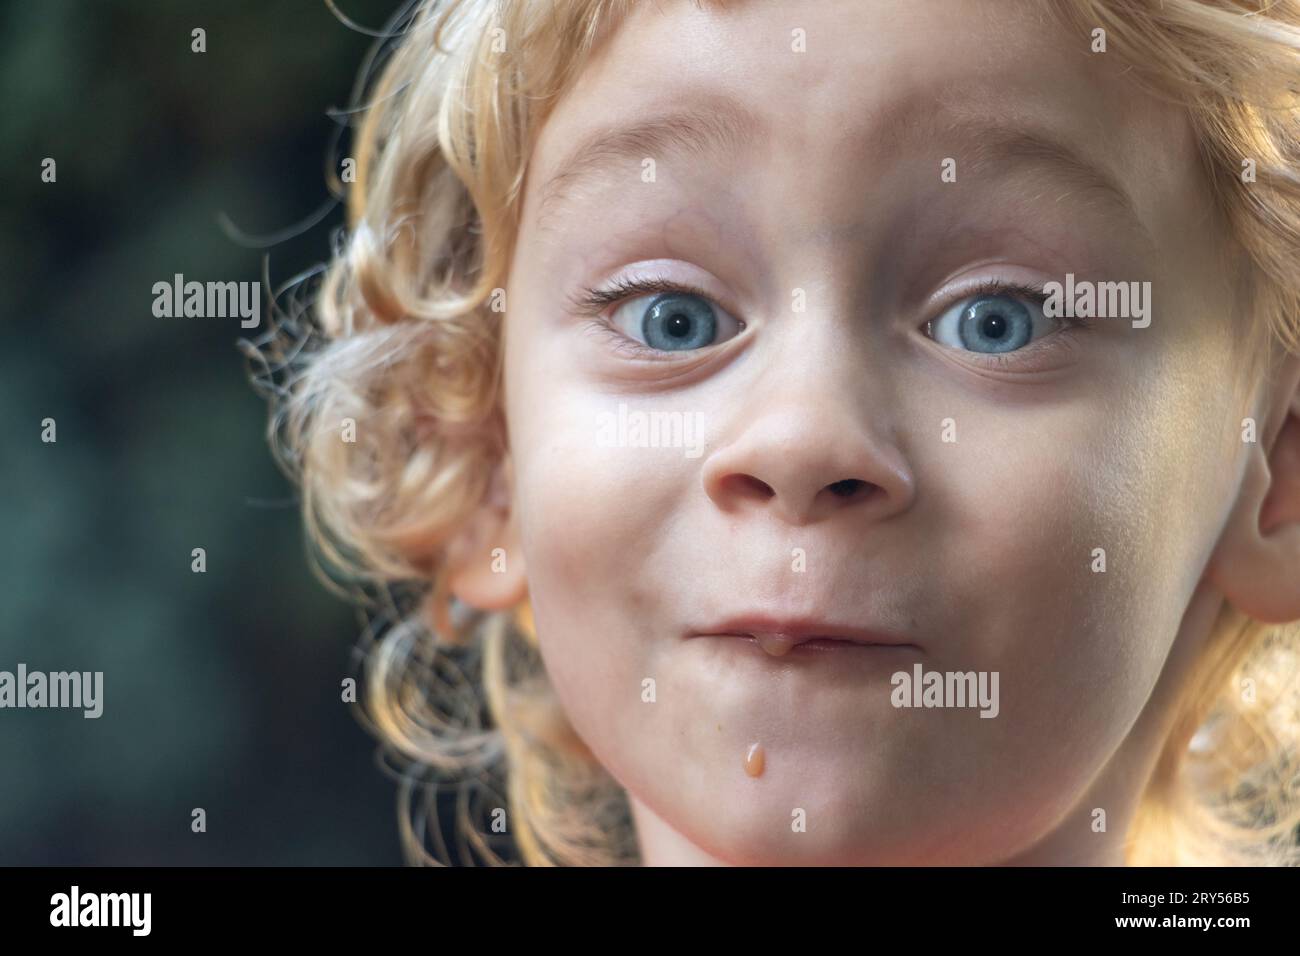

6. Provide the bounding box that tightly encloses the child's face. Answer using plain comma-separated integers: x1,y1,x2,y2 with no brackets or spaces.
497,0,1253,864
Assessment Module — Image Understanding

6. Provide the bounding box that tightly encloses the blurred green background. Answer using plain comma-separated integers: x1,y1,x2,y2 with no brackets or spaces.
1,0,407,864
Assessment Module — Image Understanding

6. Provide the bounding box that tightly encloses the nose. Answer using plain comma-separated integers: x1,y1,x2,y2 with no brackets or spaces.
700,390,915,527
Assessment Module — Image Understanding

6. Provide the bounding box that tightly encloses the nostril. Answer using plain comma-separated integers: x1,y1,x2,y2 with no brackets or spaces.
827,478,866,498
720,474,775,500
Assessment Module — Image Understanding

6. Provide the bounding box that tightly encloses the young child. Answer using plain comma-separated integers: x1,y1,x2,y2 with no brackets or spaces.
252,0,1300,865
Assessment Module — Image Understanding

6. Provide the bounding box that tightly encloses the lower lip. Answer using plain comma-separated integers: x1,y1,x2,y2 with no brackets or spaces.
697,635,918,657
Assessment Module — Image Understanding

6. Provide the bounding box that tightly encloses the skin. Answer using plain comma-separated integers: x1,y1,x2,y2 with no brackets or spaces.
448,0,1300,865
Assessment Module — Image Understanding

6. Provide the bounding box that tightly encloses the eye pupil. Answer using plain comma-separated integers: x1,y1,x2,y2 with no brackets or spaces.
980,313,1007,339
666,313,692,338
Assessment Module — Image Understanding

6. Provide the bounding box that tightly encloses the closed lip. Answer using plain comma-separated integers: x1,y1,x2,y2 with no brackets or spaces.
691,615,918,650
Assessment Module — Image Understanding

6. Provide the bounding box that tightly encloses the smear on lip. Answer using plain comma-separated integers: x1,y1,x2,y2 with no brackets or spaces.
744,742,765,777
753,633,797,656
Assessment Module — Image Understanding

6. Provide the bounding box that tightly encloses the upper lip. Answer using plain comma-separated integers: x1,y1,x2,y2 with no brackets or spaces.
692,614,915,648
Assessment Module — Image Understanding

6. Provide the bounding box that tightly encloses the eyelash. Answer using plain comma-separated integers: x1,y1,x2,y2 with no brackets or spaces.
568,275,1091,364
567,275,736,361
925,277,1093,367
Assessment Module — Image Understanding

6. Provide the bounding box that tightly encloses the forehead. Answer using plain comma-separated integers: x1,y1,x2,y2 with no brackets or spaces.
522,0,1200,239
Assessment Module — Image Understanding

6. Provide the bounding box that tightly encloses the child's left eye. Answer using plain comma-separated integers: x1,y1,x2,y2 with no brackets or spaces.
926,291,1061,354
608,291,744,352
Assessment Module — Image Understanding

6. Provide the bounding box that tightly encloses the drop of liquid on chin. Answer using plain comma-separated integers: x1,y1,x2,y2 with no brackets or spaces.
744,742,765,777
755,633,797,656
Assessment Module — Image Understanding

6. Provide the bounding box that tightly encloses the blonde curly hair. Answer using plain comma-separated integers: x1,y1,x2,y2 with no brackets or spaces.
246,0,1300,866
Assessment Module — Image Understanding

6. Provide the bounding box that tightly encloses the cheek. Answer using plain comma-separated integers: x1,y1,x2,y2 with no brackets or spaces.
505,377,691,763
906,372,1225,814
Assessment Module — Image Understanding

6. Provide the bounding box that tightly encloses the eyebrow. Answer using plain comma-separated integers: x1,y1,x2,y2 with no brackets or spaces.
536,97,764,230
535,94,1156,251
953,119,1157,253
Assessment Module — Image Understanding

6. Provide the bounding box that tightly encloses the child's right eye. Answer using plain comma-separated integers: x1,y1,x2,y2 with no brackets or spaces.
569,276,745,356
607,291,744,352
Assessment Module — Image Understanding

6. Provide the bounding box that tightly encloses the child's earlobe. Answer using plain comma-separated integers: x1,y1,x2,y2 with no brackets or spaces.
443,459,528,613
1207,370,1300,624
1259,406,1300,535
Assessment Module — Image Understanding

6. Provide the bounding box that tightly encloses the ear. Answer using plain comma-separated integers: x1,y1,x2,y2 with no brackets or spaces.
1205,356,1300,624
442,453,529,612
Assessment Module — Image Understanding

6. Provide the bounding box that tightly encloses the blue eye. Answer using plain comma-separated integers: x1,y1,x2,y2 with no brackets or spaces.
928,292,1057,354
609,291,743,352
643,293,716,349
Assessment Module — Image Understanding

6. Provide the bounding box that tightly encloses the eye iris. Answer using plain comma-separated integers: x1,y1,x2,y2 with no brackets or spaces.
643,294,717,350
958,295,1032,353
